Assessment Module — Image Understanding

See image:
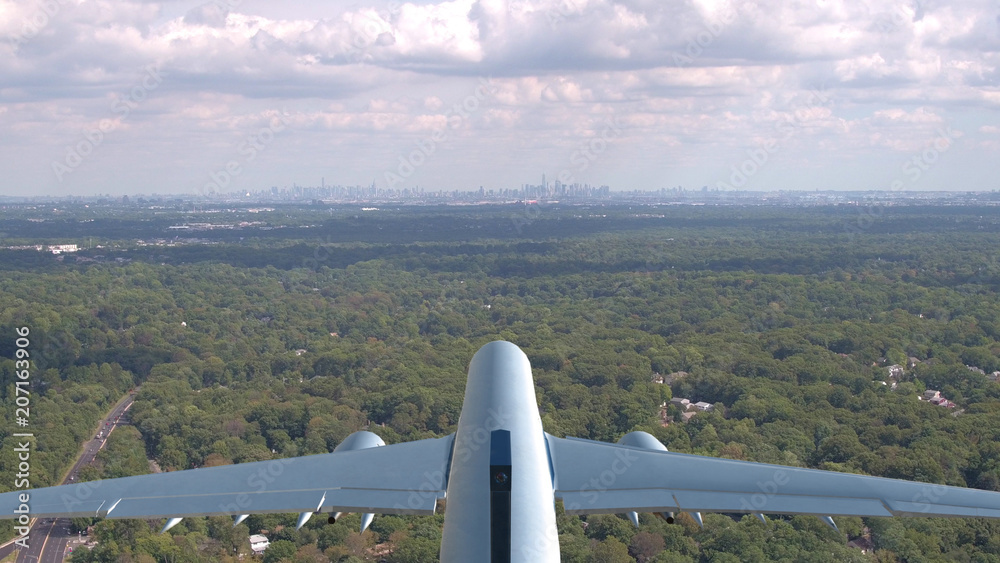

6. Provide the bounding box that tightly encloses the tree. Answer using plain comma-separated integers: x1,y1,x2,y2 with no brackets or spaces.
585,514,635,544
630,531,666,562
263,539,297,563
386,536,439,563
592,537,633,563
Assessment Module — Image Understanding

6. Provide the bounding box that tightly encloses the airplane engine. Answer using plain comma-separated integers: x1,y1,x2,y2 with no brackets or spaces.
324,431,385,529
616,432,677,525
334,430,386,453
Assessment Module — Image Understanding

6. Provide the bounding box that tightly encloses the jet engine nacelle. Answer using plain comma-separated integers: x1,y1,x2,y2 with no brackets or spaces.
616,432,678,525
617,431,668,452
326,431,385,530
334,431,386,453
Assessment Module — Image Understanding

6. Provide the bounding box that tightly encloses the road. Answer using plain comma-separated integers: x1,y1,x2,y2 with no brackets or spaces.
0,392,136,562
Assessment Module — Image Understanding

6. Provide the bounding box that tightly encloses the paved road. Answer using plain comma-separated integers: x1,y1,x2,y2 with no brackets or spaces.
0,392,136,562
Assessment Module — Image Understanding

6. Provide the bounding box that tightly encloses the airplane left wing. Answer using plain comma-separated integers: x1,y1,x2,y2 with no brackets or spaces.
547,434,1000,519
0,435,453,520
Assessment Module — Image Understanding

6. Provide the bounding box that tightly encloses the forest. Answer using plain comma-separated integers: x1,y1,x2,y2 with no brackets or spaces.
2,201,1000,562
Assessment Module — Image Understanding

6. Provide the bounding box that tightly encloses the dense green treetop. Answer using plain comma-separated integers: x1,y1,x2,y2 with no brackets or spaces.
0,204,999,561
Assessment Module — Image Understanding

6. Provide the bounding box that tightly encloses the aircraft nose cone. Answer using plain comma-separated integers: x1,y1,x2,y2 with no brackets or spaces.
469,341,530,379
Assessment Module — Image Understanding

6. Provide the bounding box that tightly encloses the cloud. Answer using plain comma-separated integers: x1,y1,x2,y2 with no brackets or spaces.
0,0,998,195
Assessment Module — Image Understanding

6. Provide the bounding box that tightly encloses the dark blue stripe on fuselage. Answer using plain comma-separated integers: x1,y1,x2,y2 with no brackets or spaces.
490,430,512,563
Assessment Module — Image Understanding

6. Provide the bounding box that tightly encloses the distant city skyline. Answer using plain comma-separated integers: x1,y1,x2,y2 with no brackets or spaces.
1,0,999,197
4,183,999,207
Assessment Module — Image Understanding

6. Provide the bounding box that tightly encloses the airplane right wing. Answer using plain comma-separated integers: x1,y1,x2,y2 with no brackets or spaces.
547,434,1000,519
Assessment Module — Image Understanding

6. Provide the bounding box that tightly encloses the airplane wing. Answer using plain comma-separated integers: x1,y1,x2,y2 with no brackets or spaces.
0,435,453,519
547,435,1000,518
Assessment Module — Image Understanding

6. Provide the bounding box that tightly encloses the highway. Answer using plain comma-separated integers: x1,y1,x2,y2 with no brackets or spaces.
0,392,136,562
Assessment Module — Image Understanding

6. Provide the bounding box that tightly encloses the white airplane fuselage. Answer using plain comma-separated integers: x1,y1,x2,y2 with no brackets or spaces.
440,341,560,562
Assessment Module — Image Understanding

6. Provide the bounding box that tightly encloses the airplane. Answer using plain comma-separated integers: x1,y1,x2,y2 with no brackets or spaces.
6,340,1000,562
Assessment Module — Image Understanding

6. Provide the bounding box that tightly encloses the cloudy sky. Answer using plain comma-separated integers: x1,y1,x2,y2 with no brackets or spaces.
1,0,998,197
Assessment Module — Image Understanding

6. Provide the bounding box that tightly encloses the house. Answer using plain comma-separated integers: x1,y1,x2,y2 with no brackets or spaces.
908,357,921,368
670,397,691,409
990,371,1000,382
651,373,665,384
694,401,715,412
249,534,270,554
922,390,956,408
968,365,986,375
886,365,904,379
847,536,874,554
48,244,78,254
681,411,698,422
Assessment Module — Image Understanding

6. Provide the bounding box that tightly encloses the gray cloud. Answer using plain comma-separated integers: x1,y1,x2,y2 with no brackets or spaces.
0,0,997,196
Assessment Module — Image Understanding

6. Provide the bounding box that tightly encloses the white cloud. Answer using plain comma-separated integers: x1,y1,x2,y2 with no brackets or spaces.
0,0,998,195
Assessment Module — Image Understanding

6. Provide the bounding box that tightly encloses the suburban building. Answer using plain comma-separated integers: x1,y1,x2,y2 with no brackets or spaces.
249,534,270,554
48,244,79,254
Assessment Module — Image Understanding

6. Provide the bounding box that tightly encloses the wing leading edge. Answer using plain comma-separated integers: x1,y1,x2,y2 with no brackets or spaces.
547,434,1000,519
0,435,453,520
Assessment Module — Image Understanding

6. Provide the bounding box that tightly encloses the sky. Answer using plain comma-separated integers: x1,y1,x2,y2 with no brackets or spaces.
0,0,998,197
